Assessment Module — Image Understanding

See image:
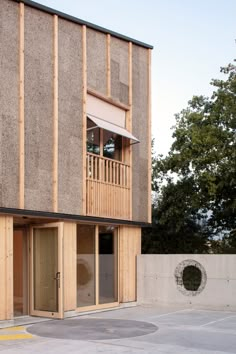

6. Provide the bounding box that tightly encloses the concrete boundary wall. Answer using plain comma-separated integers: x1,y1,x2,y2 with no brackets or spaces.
137,254,236,311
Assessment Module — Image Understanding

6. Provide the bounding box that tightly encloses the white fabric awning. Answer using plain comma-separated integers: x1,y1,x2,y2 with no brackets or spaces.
87,114,140,143
87,94,126,127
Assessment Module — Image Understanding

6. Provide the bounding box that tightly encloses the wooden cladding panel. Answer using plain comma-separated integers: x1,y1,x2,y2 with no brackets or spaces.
147,49,152,223
119,226,141,303
0,216,13,320
86,153,131,219
86,180,130,219
19,2,25,209
63,222,77,311
53,15,58,212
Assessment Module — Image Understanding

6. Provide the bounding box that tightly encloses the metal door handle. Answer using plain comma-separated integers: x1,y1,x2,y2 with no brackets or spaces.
54,272,60,288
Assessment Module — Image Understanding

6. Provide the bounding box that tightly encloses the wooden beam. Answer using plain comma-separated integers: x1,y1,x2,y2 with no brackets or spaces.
95,225,99,305
82,25,87,215
19,2,24,209
53,15,58,212
119,226,141,302
147,49,152,223
87,88,130,111
0,216,13,320
63,222,77,311
128,42,133,220
106,34,111,97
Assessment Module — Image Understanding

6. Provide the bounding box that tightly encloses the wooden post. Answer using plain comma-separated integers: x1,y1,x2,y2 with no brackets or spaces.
106,34,111,97
128,42,133,220
53,15,58,212
82,25,87,215
95,225,99,305
0,216,13,320
147,49,152,223
19,3,24,209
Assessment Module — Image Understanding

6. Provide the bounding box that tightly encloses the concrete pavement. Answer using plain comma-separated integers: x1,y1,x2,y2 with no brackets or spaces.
0,305,236,353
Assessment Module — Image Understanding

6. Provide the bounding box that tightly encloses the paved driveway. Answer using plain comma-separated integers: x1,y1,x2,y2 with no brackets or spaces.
1,305,236,353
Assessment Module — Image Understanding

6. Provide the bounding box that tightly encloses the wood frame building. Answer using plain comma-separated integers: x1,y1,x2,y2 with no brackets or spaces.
0,0,152,321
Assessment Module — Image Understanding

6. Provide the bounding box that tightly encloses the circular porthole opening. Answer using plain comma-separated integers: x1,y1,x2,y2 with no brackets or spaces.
174,259,207,296
182,265,202,291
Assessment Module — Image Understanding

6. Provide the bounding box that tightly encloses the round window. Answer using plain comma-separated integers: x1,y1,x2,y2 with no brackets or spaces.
182,265,202,291
174,260,207,296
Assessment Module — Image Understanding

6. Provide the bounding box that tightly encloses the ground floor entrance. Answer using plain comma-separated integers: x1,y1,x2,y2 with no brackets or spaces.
0,214,141,321
13,223,64,319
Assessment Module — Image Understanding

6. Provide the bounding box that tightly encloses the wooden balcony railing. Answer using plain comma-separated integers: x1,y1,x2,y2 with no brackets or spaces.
86,153,131,219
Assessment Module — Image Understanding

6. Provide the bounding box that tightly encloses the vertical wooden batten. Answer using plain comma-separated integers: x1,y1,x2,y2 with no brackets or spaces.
0,216,13,320
19,2,24,209
95,225,99,305
82,25,87,215
119,226,141,303
147,49,152,223
53,15,58,212
63,222,77,311
106,34,111,97
128,42,133,220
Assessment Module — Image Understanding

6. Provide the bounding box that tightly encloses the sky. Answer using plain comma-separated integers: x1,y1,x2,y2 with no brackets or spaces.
35,0,236,156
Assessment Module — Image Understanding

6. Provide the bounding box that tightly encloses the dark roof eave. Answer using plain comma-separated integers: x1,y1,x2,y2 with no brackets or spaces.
0,207,151,227
12,0,154,50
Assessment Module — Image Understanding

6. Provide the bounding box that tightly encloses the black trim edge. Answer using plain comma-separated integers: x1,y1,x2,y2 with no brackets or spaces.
12,0,153,49
0,207,151,227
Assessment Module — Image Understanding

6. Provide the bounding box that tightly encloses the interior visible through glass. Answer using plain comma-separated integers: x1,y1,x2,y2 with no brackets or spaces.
103,131,122,160
99,226,118,304
13,229,28,317
87,118,100,155
77,225,96,307
33,227,58,312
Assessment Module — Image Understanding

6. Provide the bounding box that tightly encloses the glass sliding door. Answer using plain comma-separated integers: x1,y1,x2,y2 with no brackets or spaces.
77,224,118,310
99,226,118,304
30,223,63,318
77,225,96,307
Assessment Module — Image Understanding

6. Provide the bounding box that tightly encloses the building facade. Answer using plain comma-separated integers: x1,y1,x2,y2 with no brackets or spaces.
0,0,152,320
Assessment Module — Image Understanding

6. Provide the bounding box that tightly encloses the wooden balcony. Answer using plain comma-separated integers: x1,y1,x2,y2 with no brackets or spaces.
86,153,131,219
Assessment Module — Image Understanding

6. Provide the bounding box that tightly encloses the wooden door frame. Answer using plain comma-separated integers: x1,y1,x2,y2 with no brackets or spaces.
29,222,64,319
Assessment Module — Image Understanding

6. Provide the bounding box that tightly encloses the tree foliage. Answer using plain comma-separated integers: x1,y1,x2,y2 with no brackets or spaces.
143,62,236,254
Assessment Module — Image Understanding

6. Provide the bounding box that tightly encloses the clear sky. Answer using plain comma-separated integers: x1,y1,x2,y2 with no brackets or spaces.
35,0,236,156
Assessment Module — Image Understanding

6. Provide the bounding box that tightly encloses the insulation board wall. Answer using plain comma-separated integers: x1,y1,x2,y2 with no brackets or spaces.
132,45,149,222
110,37,129,105
24,7,53,211
87,28,107,95
0,0,19,208
58,19,83,215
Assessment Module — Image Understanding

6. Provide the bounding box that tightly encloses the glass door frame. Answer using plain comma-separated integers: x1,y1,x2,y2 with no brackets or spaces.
29,222,63,319
13,226,29,318
76,224,119,312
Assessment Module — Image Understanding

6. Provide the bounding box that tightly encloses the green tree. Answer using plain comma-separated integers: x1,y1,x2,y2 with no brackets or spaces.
144,62,236,253
142,178,210,254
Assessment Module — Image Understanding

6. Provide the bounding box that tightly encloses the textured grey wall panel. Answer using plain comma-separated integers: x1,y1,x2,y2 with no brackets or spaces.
132,45,149,222
24,7,53,211
0,0,19,208
58,19,83,214
110,37,129,105
87,28,107,95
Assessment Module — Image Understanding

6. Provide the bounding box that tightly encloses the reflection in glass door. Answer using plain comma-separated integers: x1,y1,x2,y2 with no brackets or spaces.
77,225,96,307
31,223,63,318
13,229,28,317
99,226,118,304
77,224,118,310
